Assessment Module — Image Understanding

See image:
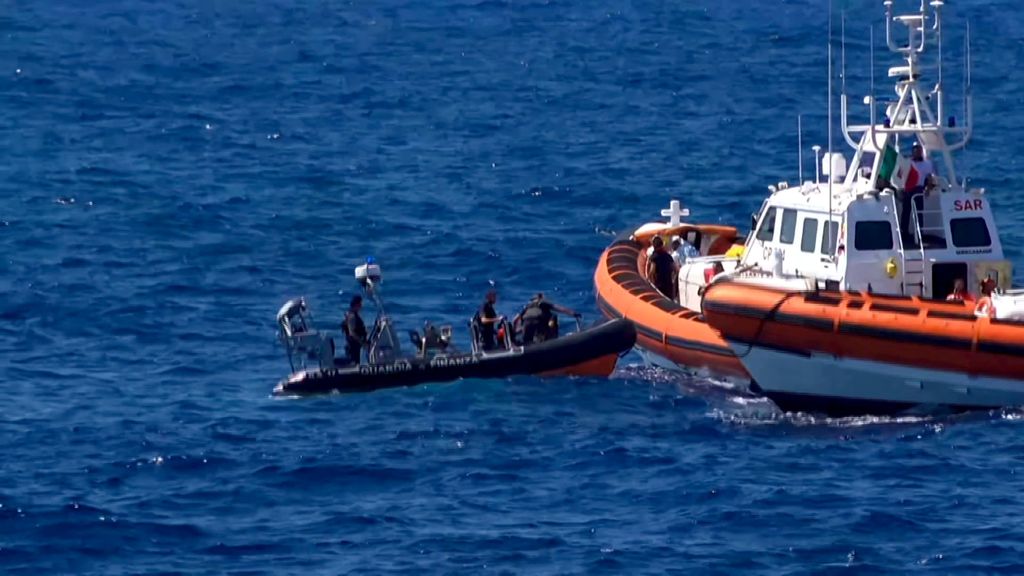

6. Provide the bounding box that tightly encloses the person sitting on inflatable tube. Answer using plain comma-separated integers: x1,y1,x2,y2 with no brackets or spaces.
512,293,580,346
974,276,999,318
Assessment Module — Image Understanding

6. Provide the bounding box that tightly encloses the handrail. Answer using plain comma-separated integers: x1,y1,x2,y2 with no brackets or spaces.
909,190,943,296
887,192,913,296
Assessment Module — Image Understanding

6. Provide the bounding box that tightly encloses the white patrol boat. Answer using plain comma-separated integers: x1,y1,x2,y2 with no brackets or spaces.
597,0,1024,415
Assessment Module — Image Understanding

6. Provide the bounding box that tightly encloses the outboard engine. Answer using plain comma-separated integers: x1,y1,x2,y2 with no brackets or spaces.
276,297,335,372
354,257,402,364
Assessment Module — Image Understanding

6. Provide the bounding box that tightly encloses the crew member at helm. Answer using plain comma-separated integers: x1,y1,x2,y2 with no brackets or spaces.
342,295,368,364
477,289,503,351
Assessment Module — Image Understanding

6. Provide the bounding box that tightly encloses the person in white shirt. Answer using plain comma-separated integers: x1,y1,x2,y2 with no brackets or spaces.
671,236,698,266
899,142,938,245
908,143,936,192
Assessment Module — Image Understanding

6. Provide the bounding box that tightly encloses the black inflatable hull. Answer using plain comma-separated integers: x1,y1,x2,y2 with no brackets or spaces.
274,318,637,395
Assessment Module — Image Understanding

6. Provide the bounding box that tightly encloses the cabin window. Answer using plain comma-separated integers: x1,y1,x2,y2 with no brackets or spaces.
820,221,839,255
801,218,819,253
779,209,798,244
755,207,778,242
854,220,894,251
950,217,992,248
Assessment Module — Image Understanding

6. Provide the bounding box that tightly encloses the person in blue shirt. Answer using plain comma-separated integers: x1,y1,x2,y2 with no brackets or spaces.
671,235,699,266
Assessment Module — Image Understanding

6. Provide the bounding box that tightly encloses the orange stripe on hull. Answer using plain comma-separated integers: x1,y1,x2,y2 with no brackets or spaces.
702,281,1024,382
538,353,620,378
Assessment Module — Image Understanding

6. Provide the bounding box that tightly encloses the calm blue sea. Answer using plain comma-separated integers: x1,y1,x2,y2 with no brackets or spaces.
4,0,1024,573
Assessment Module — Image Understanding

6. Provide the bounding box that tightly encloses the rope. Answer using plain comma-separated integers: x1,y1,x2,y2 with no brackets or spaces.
726,290,804,360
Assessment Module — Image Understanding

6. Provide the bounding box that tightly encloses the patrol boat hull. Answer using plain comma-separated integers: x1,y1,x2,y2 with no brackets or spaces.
273,318,637,395
701,281,1024,416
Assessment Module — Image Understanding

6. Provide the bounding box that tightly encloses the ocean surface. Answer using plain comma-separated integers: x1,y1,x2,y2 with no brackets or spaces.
4,0,1024,573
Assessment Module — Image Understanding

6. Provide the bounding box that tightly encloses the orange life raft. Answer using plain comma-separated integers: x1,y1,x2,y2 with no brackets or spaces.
701,281,1024,381
593,226,748,379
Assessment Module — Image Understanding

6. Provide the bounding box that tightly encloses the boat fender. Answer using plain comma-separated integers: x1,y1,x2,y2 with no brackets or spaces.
975,297,996,318
725,244,745,259
885,257,898,278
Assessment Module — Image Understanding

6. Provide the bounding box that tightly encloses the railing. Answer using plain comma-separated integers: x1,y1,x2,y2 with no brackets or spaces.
468,317,513,355
888,191,913,293
907,191,948,297
470,313,584,353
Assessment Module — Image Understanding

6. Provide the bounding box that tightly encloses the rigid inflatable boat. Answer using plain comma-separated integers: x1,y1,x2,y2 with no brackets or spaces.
594,227,748,379
275,317,636,396
273,260,636,396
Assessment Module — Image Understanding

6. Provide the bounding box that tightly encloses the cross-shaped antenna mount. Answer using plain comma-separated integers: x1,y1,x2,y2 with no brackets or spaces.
660,200,690,226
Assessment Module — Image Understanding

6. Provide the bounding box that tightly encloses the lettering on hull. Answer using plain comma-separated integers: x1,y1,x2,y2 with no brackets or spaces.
429,356,478,369
357,361,413,375
953,199,984,211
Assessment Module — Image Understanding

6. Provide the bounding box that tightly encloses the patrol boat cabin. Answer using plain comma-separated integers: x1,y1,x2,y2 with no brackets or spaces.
678,0,1011,307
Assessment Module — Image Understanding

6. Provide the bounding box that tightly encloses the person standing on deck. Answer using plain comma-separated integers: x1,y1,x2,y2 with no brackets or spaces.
477,289,502,351
647,236,677,300
899,143,937,243
342,295,368,365
671,235,698,267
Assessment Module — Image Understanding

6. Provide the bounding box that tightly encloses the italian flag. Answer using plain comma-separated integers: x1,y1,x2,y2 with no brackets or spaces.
877,143,911,188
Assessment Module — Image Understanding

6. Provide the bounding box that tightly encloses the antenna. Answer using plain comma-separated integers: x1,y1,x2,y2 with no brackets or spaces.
827,0,834,250
962,18,971,186
933,0,944,127
798,115,804,183
841,11,846,95
813,145,822,183
966,19,972,89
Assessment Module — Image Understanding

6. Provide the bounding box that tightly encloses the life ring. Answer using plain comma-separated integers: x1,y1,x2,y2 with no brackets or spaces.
974,297,996,318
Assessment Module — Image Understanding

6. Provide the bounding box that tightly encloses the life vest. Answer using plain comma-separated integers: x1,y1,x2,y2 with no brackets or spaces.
946,291,975,303
974,297,996,318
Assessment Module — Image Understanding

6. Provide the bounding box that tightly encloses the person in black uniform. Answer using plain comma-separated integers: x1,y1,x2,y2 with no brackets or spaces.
478,289,503,351
342,295,368,365
513,293,579,345
647,236,677,300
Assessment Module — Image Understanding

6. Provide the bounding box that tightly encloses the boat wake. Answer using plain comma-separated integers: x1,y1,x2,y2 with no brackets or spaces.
618,362,1024,431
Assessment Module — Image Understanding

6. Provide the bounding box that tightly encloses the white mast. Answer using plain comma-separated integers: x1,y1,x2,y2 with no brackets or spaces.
827,0,834,253
798,115,804,183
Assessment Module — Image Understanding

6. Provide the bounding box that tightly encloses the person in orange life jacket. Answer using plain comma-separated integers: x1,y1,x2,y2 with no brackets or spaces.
341,295,368,365
946,278,974,303
900,143,937,244
647,236,677,299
